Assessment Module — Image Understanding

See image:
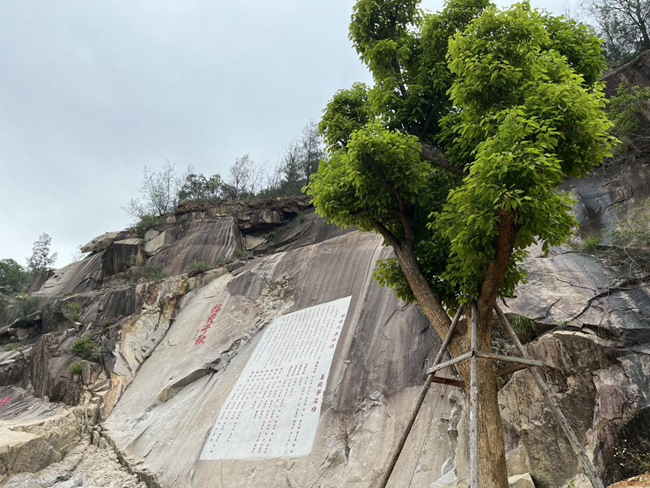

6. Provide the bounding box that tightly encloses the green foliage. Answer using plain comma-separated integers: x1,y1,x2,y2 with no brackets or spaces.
612,198,650,245
27,234,57,273
5,342,24,352
68,362,83,375
178,173,223,203
128,263,167,283
0,259,32,294
16,295,41,318
234,249,251,260
266,231,276,239
185,260,213,273
216,257,233,266
609,84,650,156
576,234,602,253
309,0,614,307
71,337,103,361
134,215,161,236
0,296,7,324
61,301,82,322
319,83,370,150
511,315,538,342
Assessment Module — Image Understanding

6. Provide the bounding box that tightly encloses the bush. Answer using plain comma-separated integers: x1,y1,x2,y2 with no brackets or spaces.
185,261,213,274
134,215,161,236
234,249,251,260
578,234,602,253
512,315,538,342
71,337,102,361
61,301,82,322
266,231,276,239
217,257,233,266
5,342,23,352
69,362,83,375
128,263,167,283
16,295,41,318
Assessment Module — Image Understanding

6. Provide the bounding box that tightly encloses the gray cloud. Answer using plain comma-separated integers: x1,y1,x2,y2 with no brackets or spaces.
0,0,570,267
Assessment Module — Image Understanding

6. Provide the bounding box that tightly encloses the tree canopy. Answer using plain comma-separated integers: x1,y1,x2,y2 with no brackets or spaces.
27,233,57,273
308,1,614,482
309,0,614,309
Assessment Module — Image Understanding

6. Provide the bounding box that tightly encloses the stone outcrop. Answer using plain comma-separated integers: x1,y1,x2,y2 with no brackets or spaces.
2,169,650,487
603,50,650,97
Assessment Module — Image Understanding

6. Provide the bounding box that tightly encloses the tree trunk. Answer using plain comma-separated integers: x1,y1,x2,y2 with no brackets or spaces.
394,244,509,487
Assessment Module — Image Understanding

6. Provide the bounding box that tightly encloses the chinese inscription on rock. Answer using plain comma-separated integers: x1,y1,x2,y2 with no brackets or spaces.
200,296,352,460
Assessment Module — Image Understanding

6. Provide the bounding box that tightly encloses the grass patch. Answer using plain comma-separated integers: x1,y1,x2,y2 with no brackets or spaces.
511,315,538,342
68,362,83,375
71,337,103,361
128,263,167,283
61,301,82,322
578,234,601,253
233,249,251,260
185,260,213,274
134,215,161,236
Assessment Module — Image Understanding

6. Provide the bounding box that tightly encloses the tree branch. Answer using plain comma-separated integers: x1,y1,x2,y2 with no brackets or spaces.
477,211,517,317
372,219,401,248
420,143,468,177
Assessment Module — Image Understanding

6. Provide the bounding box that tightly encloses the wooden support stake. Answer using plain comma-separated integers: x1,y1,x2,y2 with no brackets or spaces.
475,351,544,368
494,305,605,488
495,363,527,377
377,307,463,488
425,351,472,377
430,375,465,388
469,303,480,488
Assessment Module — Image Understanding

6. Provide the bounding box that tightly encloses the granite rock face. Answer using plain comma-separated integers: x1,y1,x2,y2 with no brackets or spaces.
2,160,650,488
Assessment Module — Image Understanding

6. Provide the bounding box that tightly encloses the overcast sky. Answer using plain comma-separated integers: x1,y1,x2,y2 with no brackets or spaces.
0,0,573,268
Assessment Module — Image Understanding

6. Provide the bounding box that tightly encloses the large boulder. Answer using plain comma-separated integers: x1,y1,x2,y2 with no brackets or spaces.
80,231,129,254
101,238,145,277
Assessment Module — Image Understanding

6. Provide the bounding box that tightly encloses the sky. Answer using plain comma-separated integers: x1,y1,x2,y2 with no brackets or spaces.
0,0,574,268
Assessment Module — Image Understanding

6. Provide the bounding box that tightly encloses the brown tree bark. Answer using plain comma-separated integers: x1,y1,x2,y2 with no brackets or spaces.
379,212,516,487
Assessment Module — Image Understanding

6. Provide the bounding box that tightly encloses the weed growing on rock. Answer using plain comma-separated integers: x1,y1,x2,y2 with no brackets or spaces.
234,249,251,260
4,342,24,352
579,234,602,253
185,261,213,274
71,337,103,361
512,315,538,343
61,301,82,322
615,440,650,475
217,257,233,266
266,231,276,239
128,263,167,283
16,294,41,318
68,362,83,375
134,215,161,236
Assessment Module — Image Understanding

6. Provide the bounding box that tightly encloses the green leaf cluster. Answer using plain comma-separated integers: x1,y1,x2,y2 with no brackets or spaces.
308,0,614,306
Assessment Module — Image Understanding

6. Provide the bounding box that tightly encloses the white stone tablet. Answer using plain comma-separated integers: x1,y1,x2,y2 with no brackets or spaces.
200,296,352,460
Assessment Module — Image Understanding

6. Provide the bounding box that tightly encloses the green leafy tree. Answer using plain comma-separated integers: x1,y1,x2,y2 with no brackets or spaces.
178,173,224,203
308,0,614,483
0,259,31,294
123,161,190,219
27,234,57,273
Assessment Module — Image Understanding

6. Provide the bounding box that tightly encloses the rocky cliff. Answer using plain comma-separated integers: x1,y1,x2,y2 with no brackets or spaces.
2,68,650,488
